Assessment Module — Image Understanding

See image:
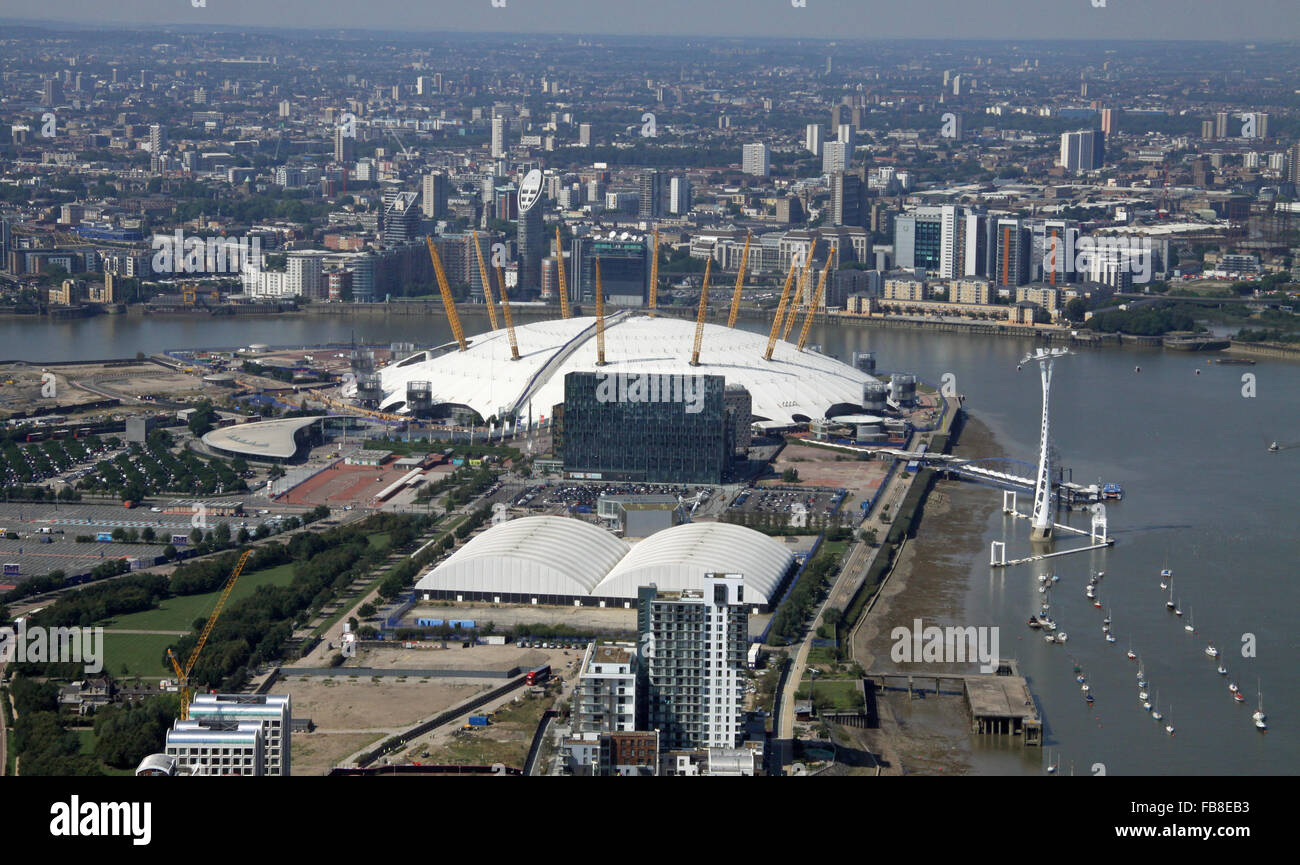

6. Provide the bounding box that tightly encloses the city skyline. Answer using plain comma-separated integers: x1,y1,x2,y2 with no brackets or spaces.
2,0,1299,40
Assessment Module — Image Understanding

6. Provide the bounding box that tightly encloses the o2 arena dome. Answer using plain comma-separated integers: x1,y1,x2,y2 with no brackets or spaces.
371,312,874,426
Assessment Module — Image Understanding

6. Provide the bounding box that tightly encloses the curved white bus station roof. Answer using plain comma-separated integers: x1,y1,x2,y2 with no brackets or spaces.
377,314,873,426
201,416,321,460
415,516,794,606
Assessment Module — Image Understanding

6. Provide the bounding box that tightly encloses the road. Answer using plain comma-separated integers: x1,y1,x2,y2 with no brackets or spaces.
773,396,962,772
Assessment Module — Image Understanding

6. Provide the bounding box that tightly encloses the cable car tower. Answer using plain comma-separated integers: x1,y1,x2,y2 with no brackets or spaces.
1023,347,1071,542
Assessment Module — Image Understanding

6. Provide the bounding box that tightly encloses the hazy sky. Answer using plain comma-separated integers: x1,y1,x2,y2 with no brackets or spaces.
1,0,1297,40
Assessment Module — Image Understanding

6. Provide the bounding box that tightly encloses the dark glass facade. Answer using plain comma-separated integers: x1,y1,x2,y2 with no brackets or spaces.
561,371,727,484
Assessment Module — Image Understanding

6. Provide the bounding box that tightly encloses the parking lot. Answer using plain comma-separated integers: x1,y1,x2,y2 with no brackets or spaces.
0,500,301,583
510,481,719,513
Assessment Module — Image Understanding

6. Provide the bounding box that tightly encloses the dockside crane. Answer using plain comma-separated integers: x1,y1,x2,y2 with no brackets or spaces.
595,258,607,366
690,258,712,367
796,257,834,352
555,227,572,320
763,258,799,361
167,548,254,721
782,238,817,341
495,263,521,360
425,236,467,351
726,231,752,328
648,229,661,316
471,232,500,331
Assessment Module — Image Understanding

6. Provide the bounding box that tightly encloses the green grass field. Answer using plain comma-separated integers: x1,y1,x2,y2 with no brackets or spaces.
795,678,864,712
98,562,299,633
101,632,180,678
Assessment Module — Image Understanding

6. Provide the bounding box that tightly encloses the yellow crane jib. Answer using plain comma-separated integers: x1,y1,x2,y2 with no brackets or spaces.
648,229,660,316
690,258,712,367
782,238,817,341
764,258,799,361
495,264,521,360
727,231,751,328
471,232,500,331
797,257,834,352
168,548,254,721
555,227,571,320
426,236,466,351
595,258,607,366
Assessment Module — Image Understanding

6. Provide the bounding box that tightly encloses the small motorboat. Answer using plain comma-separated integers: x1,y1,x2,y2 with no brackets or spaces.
1127,648,1138,661
1174,604,1183,617
1051,573,1060,583
1093,601,1103,609
1152,692,1164,722
1139,690,1149,701
1081,683,1090,693
1229,681,1239,693
1217,665,1228,675
1269,441,1280,453
1205,645,1219,658
1234,691,1247,704
1105,633,1117,643
1038,585,1047,594
1184,607,1195,633
1076,674,1086,684
1028,617,1042,629
1103,607,1112,626
1085,693,1095,704
1056,632,1068,643
1143,699,1152,711
1044,634,1057,643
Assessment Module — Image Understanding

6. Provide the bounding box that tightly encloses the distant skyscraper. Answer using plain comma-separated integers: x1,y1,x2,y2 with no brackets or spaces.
638,169,666,219
422,172,449,219
1201,120,1215,139
1215,111,1230,139
490,115,507,159
822,140,849,174
149,124,167,156
837,123,855,151
516,175,545,295
42,78,62,107
805,124,823,157
382,191,420,248
1100,108,1117,137
1288,143,1300,185
579,122,593,147
993,218,1029,287
1059,129,1103,174
830,172,864,228
669,176,692,216
334,125,354,164
742,143,770,177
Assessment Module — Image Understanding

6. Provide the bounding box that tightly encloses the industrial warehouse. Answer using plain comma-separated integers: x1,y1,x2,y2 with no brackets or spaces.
414,516,797,612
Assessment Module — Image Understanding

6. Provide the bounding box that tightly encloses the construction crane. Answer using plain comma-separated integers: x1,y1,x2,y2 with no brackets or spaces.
495,264,520,360
167,548,253,721
554,227,571,319
648,229,661,316
796,257,834,352
764,258,799,361
594,258,607,365
426,236,467,351
726,231,752,328
782,238,817,341
690,258,712,367
471,232,500,331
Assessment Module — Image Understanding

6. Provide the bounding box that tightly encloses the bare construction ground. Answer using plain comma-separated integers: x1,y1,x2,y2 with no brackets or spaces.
276,676,494,775
346,642,562,673
766,442,888,493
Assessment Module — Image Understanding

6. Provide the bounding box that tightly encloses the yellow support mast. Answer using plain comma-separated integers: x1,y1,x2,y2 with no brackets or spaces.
495,264,520,360
594,258,607,365
167,548,254,721
425,236,467,351
554,227,571,320
796,257,834,352
471,232,500,331
764,258,799,361
726,231,752,328
782,238,817,341
648,229,660,316
690,258,712,367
